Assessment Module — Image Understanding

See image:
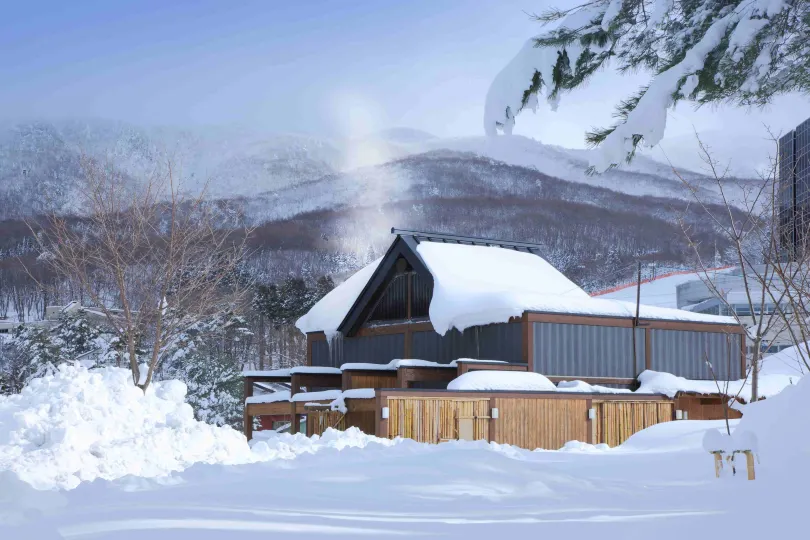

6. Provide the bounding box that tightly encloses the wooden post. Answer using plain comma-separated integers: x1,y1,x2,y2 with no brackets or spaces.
645,328,652,370
713,452,723,478
243,376,254,440
744,451,755,480
290,402,299,435
585,399,593,444
522,313,534,371
404,327,412,359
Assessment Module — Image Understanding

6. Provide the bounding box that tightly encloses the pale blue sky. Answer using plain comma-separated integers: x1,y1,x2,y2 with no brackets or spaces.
2,0,808,169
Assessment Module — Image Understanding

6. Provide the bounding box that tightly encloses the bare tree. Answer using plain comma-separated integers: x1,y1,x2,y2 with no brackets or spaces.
29,156,252,391
676,133,810,403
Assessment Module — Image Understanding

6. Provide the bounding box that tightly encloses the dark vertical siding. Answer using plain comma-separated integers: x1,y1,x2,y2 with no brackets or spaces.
367,275,408,322
532,322,642,378
342,333,405,365
311,340,331,367
477,323,523,363
412,323,522,364
650,330,742,380
411,273,432,318
412,328,471,363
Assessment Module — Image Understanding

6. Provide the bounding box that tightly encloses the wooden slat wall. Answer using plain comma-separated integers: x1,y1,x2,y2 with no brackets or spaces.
490,397,589,450
387,397,490,443
346,411,377,434
674,395,743,421
306,411,346,437
343,372,398,390
595,401,674,447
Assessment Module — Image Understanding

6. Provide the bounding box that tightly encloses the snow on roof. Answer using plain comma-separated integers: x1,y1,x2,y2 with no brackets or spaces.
448,371,557,392
296,239,736,336
556,380,633,394
637,370,797,401
290,390,343,402
418,242,589,334
295,257,382,339
289,366,342,375
242,369,292,378
245,390,291,405
340,359,462,371
759,343,809,377
340,362,398,371
592,267,733,308
329,388,377,413
420,242,737,333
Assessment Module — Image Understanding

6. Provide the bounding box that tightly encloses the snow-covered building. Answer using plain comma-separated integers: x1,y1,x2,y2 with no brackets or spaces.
242,230,762,449
296,229,745,385
594,266,799,355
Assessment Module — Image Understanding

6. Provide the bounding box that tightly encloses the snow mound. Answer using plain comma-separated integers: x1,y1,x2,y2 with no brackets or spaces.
448,371,556,392
637,369,796,401
250,427,402,460
734,374,810,465
620,419,741,453
0,364,254,490
759,342,810,377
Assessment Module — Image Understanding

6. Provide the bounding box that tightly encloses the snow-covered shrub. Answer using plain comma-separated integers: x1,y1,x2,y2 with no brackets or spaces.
0,325,61,394
164,309,252,428
52,309,101,359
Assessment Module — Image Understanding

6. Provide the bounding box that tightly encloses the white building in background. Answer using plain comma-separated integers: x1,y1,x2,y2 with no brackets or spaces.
593,266,797,356
0,301,119,335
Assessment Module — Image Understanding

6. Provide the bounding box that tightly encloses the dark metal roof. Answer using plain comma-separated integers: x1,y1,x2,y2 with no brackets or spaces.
390,228,543,253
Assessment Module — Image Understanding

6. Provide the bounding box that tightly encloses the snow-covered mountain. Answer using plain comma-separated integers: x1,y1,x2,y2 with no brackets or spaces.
0,119,752,221
0,118,758,292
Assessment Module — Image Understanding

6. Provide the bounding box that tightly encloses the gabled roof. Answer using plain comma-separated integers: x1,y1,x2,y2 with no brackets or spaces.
295,229,738,338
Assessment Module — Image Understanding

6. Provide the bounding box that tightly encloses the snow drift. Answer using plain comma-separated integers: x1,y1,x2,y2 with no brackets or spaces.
0,364,254,490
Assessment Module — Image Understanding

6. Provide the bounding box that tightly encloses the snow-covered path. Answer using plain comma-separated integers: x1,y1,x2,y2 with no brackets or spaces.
9,422,800,539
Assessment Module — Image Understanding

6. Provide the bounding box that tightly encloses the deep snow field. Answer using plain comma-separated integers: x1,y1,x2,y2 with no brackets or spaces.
1,364,807,539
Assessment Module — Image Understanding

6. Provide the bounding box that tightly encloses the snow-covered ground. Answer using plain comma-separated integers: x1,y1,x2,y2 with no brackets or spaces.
4,422,804,539
1,364,807,539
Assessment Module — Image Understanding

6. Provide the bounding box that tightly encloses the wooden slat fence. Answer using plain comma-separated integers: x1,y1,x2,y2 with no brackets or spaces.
306,410,346,437
595,401,673,447
490,397,589,450
387,397,490,443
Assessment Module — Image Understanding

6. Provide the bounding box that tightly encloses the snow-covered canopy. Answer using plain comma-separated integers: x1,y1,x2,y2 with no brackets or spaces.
296,239,735,336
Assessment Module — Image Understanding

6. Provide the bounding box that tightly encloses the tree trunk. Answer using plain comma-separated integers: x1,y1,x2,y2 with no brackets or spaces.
751,340,760,402
258,312,266,370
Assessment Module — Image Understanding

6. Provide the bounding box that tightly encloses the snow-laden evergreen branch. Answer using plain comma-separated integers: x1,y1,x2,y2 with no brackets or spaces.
484,0,808,170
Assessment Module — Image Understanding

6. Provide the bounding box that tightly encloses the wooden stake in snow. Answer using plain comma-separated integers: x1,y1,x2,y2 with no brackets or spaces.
712,451,724,478
744,450,756,481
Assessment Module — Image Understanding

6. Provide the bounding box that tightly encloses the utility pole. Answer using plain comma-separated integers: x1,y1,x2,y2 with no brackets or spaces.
631,261,642,375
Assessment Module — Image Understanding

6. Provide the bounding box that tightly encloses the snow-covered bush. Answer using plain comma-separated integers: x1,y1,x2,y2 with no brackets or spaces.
0,325,61,394
164,309,252,428
52,309,101,360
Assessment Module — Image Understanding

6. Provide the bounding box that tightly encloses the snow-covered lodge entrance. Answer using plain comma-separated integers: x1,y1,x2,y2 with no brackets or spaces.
244,229,748,450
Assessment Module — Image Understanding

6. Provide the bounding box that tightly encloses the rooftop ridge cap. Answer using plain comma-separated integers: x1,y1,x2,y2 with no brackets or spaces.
390,227,543,251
